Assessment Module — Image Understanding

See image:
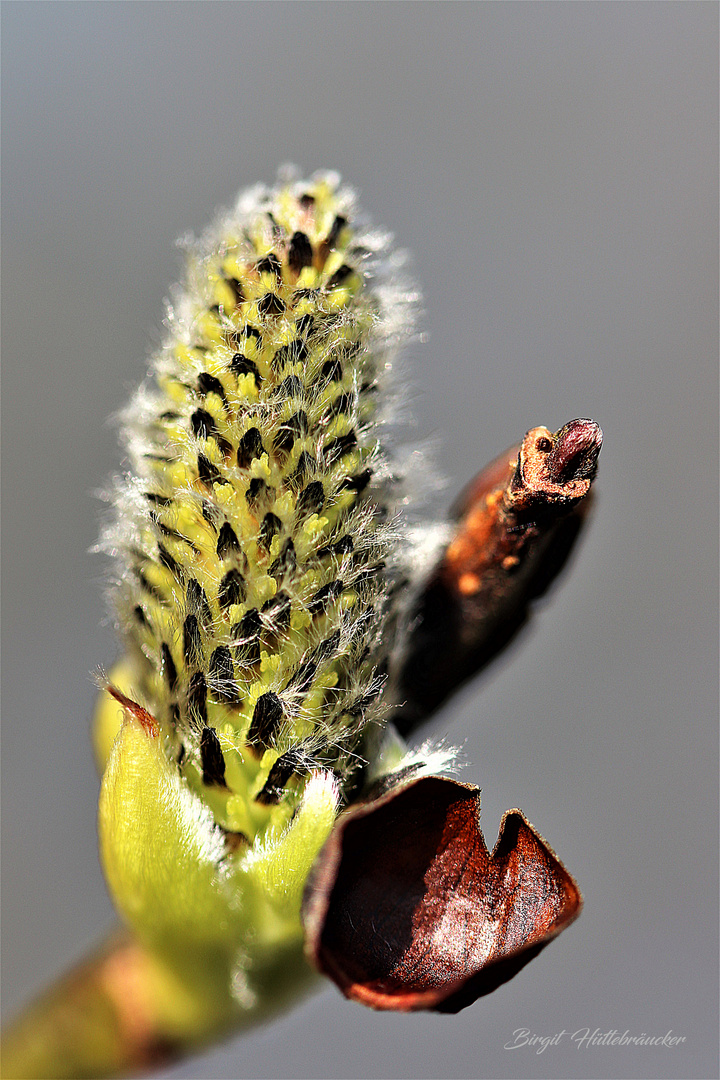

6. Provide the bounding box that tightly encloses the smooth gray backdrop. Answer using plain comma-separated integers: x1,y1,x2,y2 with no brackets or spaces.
2,4,717,1079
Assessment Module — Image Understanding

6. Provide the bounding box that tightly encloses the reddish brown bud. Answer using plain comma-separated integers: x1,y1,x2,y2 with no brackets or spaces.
302,776,582,1012
507,418,603,517
392,419,602,730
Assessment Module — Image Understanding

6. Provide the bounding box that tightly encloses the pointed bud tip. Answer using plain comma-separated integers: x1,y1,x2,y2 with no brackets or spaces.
105,684,160,738
514,417,603,508
548,418,603,484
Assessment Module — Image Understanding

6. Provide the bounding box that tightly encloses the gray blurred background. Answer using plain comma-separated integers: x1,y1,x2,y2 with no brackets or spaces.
2,4,717,1079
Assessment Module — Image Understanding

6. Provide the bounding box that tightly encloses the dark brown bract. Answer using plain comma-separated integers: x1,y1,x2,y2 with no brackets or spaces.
303,776,582,1012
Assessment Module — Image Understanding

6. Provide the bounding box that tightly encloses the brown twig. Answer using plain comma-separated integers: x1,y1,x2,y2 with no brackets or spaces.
392,419,603,730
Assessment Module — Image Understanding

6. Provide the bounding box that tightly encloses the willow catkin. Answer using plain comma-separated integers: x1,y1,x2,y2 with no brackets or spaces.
101,169,422,849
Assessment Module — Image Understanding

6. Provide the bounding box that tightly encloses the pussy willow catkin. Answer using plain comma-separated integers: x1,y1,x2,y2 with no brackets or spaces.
102,169,420,849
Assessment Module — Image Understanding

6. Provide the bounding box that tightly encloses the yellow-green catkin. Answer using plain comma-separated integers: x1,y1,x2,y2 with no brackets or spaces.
101,169,419,859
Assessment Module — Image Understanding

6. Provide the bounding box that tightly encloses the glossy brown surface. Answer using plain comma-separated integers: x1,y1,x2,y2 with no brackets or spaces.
303,776,582,1012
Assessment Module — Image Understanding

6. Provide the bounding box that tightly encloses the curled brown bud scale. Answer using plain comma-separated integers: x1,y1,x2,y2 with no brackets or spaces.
302,776,582,1012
